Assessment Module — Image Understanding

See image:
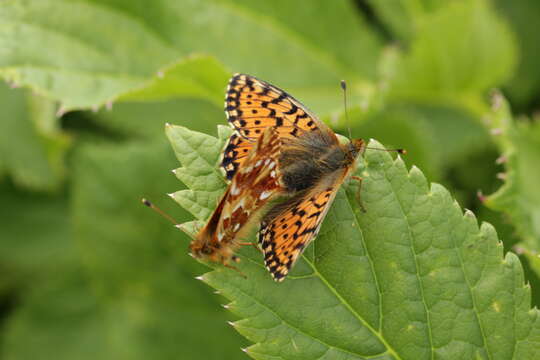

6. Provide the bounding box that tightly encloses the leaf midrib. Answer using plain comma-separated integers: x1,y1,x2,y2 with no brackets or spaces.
236,257,386,359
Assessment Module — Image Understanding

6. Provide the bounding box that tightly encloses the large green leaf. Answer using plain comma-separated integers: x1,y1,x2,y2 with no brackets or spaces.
119,57,230,107
485,94,540,253
368,0,448,41
387,0,516,115
0,0,381,114
0,82,70,190
167,124,540,360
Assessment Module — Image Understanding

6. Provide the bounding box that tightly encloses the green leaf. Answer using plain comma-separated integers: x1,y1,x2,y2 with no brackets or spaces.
485,93,540,253
493,0,540,109
0,181,73,273
0,82,70,190
68,139,247,359
388,0,517,114
0,0,381,114
119,56,230,107
166,124,231,221
167,125,540,359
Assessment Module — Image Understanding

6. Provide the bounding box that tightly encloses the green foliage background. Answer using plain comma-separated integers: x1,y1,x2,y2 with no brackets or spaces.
1,0,540,359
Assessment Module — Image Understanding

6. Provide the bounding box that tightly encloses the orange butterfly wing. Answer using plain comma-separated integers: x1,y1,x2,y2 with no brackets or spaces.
221,73,331,180
259,178,343,282
216,126,284,243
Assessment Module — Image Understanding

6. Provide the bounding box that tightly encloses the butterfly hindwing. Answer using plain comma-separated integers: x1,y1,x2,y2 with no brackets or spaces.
216,126,284,243
259,178,342,282
221,73,329,180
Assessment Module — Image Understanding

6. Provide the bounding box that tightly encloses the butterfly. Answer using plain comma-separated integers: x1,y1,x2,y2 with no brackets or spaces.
189,126,284,269
223,74,366,281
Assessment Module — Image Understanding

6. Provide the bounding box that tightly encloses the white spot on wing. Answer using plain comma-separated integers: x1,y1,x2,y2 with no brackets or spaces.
259,190,273,200
233,198,245,212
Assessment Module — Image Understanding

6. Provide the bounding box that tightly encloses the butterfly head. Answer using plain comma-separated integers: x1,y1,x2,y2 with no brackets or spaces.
346,138,365,162
189,240,216,259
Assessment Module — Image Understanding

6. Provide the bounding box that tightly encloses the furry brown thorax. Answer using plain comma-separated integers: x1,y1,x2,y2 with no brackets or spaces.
278,129,365,193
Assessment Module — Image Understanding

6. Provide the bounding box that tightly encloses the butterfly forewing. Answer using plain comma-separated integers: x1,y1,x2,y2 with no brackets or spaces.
259,177,343,282
221,73,330,180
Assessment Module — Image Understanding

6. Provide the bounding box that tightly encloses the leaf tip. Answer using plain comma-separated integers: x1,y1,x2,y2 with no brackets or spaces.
495,155,507,164
477,190,486,203
56,105,66,118
491,89,504,111
464,208,476,219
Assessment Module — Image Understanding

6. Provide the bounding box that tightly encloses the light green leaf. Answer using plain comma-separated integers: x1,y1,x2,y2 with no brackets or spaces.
0,0,381,114
485,93,540,253
119,56,230,107
167,125,540,360
388,0,517,115
0,82,70,190
166,124,231,220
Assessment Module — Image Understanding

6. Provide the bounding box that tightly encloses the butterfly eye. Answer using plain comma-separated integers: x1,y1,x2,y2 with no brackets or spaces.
202,245,213,255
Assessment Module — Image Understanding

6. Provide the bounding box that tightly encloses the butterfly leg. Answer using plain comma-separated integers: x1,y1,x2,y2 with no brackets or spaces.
351,176,367,213
237,241,263,253
224,258,248,279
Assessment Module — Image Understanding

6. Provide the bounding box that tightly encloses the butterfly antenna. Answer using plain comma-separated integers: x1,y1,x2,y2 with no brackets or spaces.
365,147,407,155
141,198,179,225
341,80,353,140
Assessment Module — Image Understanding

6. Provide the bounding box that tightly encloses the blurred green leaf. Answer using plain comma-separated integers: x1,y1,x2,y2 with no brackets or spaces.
485,94,540,252
69,139,247,360
0,0,381,114
368,0,448,41
0,82,70,190
388,0,516,114
0,181,73,274
493,0,540,110
2,271,115,360
120,56,230,107
168,125,540,359
349,107,442,180
341,103,491,184
91,97,224,140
